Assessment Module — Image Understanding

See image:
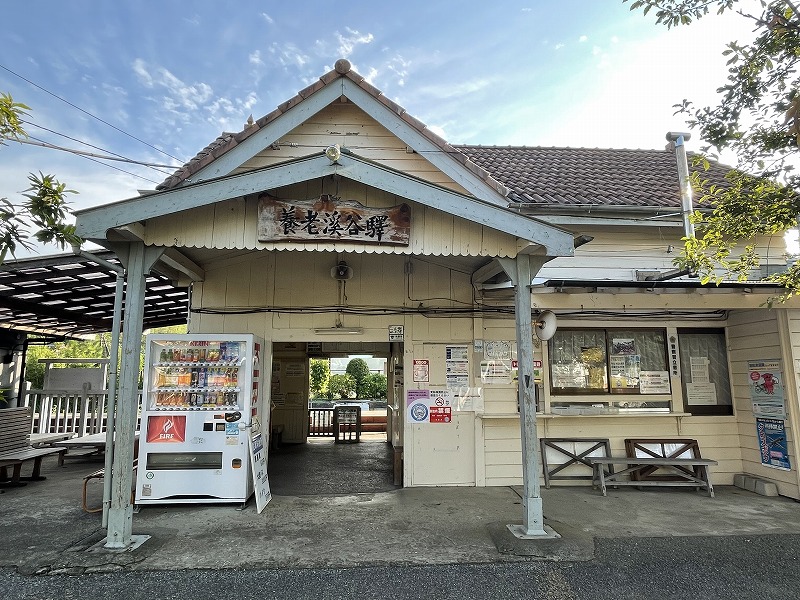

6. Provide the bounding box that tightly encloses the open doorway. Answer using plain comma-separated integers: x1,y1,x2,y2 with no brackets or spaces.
267,341,403,496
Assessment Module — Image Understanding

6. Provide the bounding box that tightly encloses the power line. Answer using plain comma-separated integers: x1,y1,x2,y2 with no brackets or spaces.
21,120,175,173
27,134,161,185
16,138,176,170
0,63,186,164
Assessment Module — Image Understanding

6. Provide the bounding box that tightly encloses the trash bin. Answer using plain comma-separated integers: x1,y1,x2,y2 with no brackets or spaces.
333,405,361,443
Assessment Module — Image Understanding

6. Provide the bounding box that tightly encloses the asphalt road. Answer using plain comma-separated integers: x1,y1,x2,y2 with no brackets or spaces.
3,534,799,600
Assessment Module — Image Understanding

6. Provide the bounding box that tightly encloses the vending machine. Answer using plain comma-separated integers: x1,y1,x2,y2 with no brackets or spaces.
135,333,268,506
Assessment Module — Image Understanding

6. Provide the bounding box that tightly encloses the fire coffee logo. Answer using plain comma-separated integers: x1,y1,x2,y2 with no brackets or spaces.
147,415,186,443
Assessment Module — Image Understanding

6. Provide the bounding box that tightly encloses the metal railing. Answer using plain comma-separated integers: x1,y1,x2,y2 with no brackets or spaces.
22,388,143,437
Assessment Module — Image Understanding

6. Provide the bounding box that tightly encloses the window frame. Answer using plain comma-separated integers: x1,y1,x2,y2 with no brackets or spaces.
548,327,670,397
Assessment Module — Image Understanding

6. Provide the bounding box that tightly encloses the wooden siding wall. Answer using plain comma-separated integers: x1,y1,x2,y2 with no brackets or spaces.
143,180,522,258
538,229,787,282
234,102,468,193
725,309,800,499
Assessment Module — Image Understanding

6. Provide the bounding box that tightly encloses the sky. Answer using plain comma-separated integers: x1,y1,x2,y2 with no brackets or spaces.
0,1,762,257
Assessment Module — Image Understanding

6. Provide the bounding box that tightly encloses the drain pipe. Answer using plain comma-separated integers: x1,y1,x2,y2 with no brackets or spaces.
72,245,124,527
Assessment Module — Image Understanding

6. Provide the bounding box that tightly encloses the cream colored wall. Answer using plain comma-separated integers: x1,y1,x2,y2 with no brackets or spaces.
184,246,798,493
726,309,800,499
143,180,522,258
233,102,469,193
270,343,311,443
538,228,787,281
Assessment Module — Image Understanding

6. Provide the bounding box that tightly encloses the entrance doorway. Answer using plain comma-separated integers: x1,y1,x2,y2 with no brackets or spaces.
267,341,403,495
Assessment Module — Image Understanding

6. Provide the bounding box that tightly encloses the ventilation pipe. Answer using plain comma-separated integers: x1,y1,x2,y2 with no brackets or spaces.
666,131,695,239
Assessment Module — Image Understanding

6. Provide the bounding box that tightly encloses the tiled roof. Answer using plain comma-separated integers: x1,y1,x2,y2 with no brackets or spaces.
456,145,733,209
156,59,505,197
156,59,734,211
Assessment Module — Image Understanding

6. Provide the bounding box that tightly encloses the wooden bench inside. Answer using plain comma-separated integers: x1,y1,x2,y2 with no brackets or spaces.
0,407,66,488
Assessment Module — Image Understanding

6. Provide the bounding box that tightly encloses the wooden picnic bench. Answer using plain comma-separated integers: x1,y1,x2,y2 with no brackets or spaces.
587,438,718,498
0,407,66,488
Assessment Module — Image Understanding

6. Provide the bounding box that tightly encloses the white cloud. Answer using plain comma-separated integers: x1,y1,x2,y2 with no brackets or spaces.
315,28,374,59
132,59,214,113
592,45,602,56
579,35,588,42
269,42,310,68
132,58,153,87
260,12,274,25
249,50,264,66
554,43,565,50
611,35,619,43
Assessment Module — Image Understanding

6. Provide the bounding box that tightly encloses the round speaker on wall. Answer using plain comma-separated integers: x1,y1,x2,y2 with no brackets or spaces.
534,310,558,341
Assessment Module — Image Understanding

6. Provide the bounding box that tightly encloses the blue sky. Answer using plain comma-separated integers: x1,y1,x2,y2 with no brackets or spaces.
1,1,757,255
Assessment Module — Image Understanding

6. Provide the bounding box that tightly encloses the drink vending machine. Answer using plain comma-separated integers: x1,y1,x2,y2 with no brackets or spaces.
135,333,269,507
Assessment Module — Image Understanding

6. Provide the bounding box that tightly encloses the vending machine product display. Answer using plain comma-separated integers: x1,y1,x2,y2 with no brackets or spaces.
135,333,268,506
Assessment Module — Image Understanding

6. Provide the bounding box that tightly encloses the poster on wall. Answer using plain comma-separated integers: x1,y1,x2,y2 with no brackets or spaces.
757,418,791,470
406,388,452,424
748,360,786,419
413,359,429,382
446,345,470,390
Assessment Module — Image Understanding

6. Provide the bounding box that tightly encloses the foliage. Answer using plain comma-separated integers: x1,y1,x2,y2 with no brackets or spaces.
626,1,800,299
0,93,81,263
309,358,330,398
25,336,105,389
362,373,388,399
327,373,356,400
345,358,371,398
25,325,186,389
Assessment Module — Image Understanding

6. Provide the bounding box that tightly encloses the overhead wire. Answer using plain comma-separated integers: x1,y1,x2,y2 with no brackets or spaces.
0,62,186,163
26,134,161,185
20,119,176,173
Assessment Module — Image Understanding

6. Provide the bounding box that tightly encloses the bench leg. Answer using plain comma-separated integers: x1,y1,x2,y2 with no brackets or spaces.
595,465,608,496
0,463,26,487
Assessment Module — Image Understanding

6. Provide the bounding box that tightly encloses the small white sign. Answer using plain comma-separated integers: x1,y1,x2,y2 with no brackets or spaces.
389,325,404,341
413,359,430,382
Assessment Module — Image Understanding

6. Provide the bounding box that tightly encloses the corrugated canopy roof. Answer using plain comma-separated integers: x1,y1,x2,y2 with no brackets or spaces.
0,251,189,339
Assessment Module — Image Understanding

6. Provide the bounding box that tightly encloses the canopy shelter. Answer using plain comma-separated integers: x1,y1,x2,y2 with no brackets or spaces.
0,250,189,339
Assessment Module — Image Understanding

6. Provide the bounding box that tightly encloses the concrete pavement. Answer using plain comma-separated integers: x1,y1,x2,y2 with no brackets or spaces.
2,439,800,577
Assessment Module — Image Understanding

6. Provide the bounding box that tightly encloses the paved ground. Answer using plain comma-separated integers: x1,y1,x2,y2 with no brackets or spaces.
2,439,800,598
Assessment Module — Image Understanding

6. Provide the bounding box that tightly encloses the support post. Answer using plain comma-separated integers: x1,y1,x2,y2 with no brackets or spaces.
499,254,549,537
104,242,161,549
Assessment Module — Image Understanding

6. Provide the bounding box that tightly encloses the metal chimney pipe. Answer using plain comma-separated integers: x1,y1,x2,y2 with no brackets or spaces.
666,132,695,239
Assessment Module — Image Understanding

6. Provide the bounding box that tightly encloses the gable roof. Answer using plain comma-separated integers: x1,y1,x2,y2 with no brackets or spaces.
456,145,733,209
156,59,507,199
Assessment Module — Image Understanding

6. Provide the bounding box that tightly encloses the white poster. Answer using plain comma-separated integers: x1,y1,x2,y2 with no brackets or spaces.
248,416,272,513
639,371,671,394
690,357,710,383
686,382,717,405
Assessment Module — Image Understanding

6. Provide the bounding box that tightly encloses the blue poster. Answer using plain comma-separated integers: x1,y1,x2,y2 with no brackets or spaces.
757,418,791,470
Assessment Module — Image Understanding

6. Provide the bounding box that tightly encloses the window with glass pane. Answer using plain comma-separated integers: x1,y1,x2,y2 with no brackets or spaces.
607,329,668,394
550,328,669,395
678,329,733,416
550,329,608,393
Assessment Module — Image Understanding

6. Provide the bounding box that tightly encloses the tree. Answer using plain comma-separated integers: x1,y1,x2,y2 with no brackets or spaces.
362,373,388,400
25,336,104,389
309,358,330,398
626,1,800,299
0,93,80,262
345,358,371,399
327,373,356,400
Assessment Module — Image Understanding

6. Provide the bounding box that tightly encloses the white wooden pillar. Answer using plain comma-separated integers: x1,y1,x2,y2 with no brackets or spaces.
105,242,162,549
500,254,548,536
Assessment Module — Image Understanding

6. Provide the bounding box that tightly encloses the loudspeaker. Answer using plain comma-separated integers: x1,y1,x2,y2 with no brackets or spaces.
534,310,558,341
